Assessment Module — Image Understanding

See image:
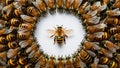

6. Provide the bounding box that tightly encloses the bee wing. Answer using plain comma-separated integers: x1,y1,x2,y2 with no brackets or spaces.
87,10,97,17
47,29,56,36
98,4,107,12
63,28,73,35
88,16,100,24
113,8,120,15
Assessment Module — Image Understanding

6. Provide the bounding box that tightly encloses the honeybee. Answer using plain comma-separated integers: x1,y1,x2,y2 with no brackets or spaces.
109,26,120,34
56,57,65,68
115,54,120,64
8,41,19,49
78,49,92,64
64,0,72,10
18,23,34,31
8,58,18,66
0,52,7,59
17,30,31,40
24,63,34,68
114,33,120,41
71,0,83,11
113,0,120,8
87,23,107,33
106,8,120,17
72,53,83,68
65,57,74,68
33,0,47,12
13,8,23,17
26,6,40,17
100,47,113,58
102,40,118,53
83,14,100,25
25,42,38,54
0,44,8,52
7,47,20,58
10,18,20,26
87,32,110,42
19,36,34,48
20,15,36,23
5,0,14,5
6,33,16,42
35,54,48,68
0,36,7,44
78,2,90,14
47,26,73,45
83,41,101,51
45,56,56,68
56,0,64,8
18,57,28,65
99,56,118,68
46,0,55,10
105,17,119,25
2,3,14,20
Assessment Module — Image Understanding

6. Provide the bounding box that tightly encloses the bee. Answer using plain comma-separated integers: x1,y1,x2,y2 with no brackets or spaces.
83,13,100,25
115,54,120,65
24,63,34,68
35,54,48,68
105,17,119,25
13,8,23,17
0,44,8,52
6,33,16,42
114,33,120,41
17,30,31,40
18,57,28,65
99,56,118,68
45,56,56,68
0,19,7,28
72,53,83,68
78,2,90,15
8,41,19,49
71,0,83,11
20,15,36,23
0,52,7,59
113,0,120,8
78,49,92,64
25,42,39,55
83,41,101,51
19,36,34,48
56,57,65,68
7,47,20,58
100,47,113,58
26,6,40,17
33,0,47,12
87,23,106,33
19,23,34,31
46,0,55,10
109,26,120,34
106,8,120,17
87,32,110,42
64,0,72,10
47,25,73,45
56,0,64,9
102,40,118,53
7,58,18,66
10,18,20,26
2,3,14,20
0,36,7,44
65,57,74,68
5,0,14,5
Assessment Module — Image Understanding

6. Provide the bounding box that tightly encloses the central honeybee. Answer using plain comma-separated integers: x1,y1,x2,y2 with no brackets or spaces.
47,25,73,45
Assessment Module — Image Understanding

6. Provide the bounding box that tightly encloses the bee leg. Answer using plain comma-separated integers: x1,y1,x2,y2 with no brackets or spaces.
54,37,56,45
64,37,66,44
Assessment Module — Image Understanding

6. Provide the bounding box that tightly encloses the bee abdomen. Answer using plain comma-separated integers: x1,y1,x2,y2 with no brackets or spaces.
6,34,16,42
10,18,20,26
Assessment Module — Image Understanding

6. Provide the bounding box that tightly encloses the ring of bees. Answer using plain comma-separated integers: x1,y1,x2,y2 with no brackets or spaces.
0,0,120,68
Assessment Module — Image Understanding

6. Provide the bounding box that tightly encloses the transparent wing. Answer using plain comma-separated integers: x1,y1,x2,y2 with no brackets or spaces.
47,29,56,35
63,28,73,35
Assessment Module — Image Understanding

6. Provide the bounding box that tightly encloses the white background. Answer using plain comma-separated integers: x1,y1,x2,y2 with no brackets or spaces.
34,11,85,58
